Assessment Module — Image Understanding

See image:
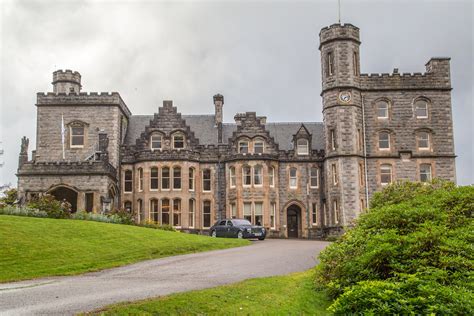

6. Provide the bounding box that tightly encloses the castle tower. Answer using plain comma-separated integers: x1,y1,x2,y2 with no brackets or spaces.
52,69,82,94
319,24,364,230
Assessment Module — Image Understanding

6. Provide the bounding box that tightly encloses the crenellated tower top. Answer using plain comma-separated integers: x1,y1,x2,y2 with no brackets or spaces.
52,69,82,94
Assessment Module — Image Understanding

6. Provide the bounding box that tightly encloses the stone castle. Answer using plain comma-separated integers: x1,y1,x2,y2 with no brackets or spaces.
17,23,456,238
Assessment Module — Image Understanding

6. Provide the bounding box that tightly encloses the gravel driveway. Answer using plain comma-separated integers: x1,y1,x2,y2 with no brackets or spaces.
0,239,329,315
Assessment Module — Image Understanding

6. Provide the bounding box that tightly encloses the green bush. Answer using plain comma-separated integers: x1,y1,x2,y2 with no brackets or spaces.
315,181,474,314
0,205,48,218
0,188,18,208
138,220,176,232
26,194,71,219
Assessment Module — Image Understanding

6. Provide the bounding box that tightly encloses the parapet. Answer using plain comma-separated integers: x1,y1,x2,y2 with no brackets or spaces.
52,69,81,85
319,23,360,48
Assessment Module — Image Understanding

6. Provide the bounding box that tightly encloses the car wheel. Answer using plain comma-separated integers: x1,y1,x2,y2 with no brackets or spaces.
211,230,217,238
237,231,243,239
258,237,265,241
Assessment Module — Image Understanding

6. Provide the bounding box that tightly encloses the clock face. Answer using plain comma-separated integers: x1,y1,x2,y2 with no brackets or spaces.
339,91,352,103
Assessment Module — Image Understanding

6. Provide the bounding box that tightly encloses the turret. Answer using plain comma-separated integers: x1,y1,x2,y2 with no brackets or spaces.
52,69,82,94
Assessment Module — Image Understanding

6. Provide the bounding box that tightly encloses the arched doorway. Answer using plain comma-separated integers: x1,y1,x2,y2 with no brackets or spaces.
287,204,302,238
49,186,78,213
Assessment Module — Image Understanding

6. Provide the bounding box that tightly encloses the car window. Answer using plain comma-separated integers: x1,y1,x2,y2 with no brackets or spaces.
226,221,233,226
218,220,226,226
233,219,252,226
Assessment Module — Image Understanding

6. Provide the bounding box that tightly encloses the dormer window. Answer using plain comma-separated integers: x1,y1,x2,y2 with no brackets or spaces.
150,134,162,150
70,126,85,148
239,140,249,154
173,134,184,149
296,139,309,155
254,140,264,154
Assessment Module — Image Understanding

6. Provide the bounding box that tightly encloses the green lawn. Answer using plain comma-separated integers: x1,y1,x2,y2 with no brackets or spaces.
92,269,331,315
0,215,249,283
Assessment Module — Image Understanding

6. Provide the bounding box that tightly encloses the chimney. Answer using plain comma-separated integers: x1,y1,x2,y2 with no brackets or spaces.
213,94,224,125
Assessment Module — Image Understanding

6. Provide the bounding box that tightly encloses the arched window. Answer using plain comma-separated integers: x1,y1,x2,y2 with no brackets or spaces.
137,199,143,223
150,199,159,222
380,164,392,186
124,201,132,213
310,167,319,188
189,199,195,228
124,170,133,193
161,198,170,225
376,100,389,119
238,139,249,154
229,167,236,188
254,165,263,186
333,199,340,225
420,164,432,182
289,167,297,189
173,166,181,190
202,169,211,192
415,99,429,118
173,198,181,227
297,139,309,155
332,164,338,185
253,139,265,154
150,134,162,150
173,133,185,149
269,166,275,187
417,132,430,150
162,167,170,190
150,167,159,190
242,166,252,186
327,52,334,76
203,200,211,228
188,168,195,191
378,132,390,150
138,168,144,191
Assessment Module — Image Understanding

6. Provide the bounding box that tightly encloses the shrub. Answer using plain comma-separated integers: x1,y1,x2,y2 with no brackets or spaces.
315,181,474,314
0,205,48,218
138,220,176,232
27,194,71,219
109,208,134,225
0,188,18,208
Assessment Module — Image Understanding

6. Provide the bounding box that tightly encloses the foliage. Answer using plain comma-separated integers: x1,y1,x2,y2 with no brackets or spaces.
0,205,48,218
315,181,474,314
26,194,71,219
71,211,126,224
109,208,135,225
0,188,17,208
138,220,176,232
91,269,331,316
0,215,249,283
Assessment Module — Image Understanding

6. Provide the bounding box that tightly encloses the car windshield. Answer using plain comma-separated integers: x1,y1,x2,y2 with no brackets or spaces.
232,219,252,226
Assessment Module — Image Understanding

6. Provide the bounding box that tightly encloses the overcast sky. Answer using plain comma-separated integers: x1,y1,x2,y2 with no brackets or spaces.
0,0,472,186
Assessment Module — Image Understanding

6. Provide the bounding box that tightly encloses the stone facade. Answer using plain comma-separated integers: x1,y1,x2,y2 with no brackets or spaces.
17,23,456,238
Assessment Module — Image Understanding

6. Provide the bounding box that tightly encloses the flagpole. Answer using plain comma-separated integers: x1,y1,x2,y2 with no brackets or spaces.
61,114,65,160
338,0,341,24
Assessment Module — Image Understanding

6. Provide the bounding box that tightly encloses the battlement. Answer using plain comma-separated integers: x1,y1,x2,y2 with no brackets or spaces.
18,160,117,180
319,23,360,48
234,112,267,125
36,91,132,117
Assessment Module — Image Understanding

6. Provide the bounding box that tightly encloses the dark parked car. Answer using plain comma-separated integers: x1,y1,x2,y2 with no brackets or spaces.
210,219,266,240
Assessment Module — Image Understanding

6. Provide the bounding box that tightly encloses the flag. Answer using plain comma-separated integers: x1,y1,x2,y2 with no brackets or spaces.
61,114,65,159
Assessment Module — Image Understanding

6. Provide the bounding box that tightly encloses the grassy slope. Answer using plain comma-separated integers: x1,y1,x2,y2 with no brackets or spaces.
0,215,249,283
94,269,331,315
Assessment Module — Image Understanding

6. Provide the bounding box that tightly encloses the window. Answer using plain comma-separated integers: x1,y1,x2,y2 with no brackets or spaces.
238,140,249,154
203,200,211,228
359,163,365,186
357,129,363,151
70,126,85,147
150,199,159,222
323,203,327,226
353,51,359,76
243,202,252,223
162,167,170,190
327,52,334,76
124,170,133,193
254,202,263,226
420,164,432,182
188,168,195,191
333,200,339,225
415,99,428,118
138,168,143,191
418,132,430,150
161,199,170,225
124,201,132,213
150,134,162,150
173,167,181,189
254,165,263,186
360,199,365,212
310,167,319,188
289,167,297,189
202,169,211,192
332,164,338,185
150,167,159,190
269,167,275,187
380,164,392,185
297,139,309,155
230,203,237,219
376,100,389,119
254,140,264,154
243,166,252,186
379,132,390,150
173,199,181,227
229,167,236,188
312,203,318,225
270,203,276,229
330,129,336,150
189,199,195,228
137,199,144,223
173,134,184,149
85,193,94,212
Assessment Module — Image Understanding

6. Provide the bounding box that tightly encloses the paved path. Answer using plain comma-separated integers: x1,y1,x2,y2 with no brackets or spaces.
0,239,329,315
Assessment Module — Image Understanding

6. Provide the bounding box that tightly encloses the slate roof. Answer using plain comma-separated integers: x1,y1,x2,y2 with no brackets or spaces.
124,115,325,150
